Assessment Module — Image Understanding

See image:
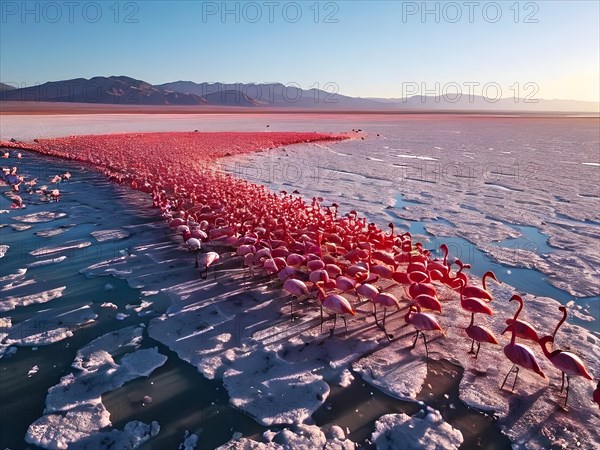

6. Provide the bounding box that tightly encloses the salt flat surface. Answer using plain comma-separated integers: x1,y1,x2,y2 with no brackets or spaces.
30,240,92,257
12,211,67,223
216,424,355,449
3,305,97,347
90,229,131,242
371,409,463,450
0,286,66,312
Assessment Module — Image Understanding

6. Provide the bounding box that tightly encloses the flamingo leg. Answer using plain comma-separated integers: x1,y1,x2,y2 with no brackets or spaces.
411,330,420,349
289,297,294,322
474,342,481,359
500,364,516,390
422,333,429,359
373,303,378,325
382,308,387,331
320,304,323,334
511,367,520,391
330,314,338,337
468,339,475,355
342,315,348,332
564,375,570,406
195,255,199,269
560,371,566,393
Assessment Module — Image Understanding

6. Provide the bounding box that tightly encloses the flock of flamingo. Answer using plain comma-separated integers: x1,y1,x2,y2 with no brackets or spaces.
1,132,598,410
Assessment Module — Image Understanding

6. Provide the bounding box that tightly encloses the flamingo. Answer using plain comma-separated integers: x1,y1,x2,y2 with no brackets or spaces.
315,283,356,336
197,252,220,279
355,282,379,303
461,271,498,301
458,279,493,316
413,294,442,313
502,294,540,343
465,313,498,359
500,297,545,392
371,291,401,334
283,278,309,321
404,302,444,359
427,243,450,279
538,335,593,406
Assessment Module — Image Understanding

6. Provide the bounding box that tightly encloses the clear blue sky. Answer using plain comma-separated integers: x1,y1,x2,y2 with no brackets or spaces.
1,1,598,101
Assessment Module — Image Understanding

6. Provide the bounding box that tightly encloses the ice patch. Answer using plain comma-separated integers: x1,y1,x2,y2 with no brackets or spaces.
90,229,130,242
371,409,463,450
116,313,129,320
26,326,166,449
353,348,428,402
12,211,67,223
0,245,8,258
11,223,32,231
0,286,66,312
36,228,69,237
216,424,355,449
0,268,27,283
395,154,438,161
582,162,599,166
1,278,35,291
126,300,153,315
30,241,92,257
28,365,40,377
338,369,354,388
223,347,330,426
178,430,199,450
4,305,97,347
27,256,67,268
100,302,118,309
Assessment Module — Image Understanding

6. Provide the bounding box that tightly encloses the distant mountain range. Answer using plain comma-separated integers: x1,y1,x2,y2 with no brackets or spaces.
1,75,598,113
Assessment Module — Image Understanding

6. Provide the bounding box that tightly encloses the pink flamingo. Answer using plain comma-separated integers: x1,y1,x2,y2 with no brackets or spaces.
371,291,401,335
197,252,220,279
458,279,493,317
538,335,593,406
315,283,356,336
502,294,540,343
427,244,450,278
465,313,498,359
413,294,442,313
404,302,444,359
355,282,379,303
500,296,545,391
461,271,498,301
283,278,309,321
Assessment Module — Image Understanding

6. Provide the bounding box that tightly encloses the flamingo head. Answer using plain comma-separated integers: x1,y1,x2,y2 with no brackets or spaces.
509,294,523,305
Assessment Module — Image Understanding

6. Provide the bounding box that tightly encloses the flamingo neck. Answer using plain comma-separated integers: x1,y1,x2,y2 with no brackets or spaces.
442,245,448,265
512,298,523,322
552,309,567,339
539,337,553,358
